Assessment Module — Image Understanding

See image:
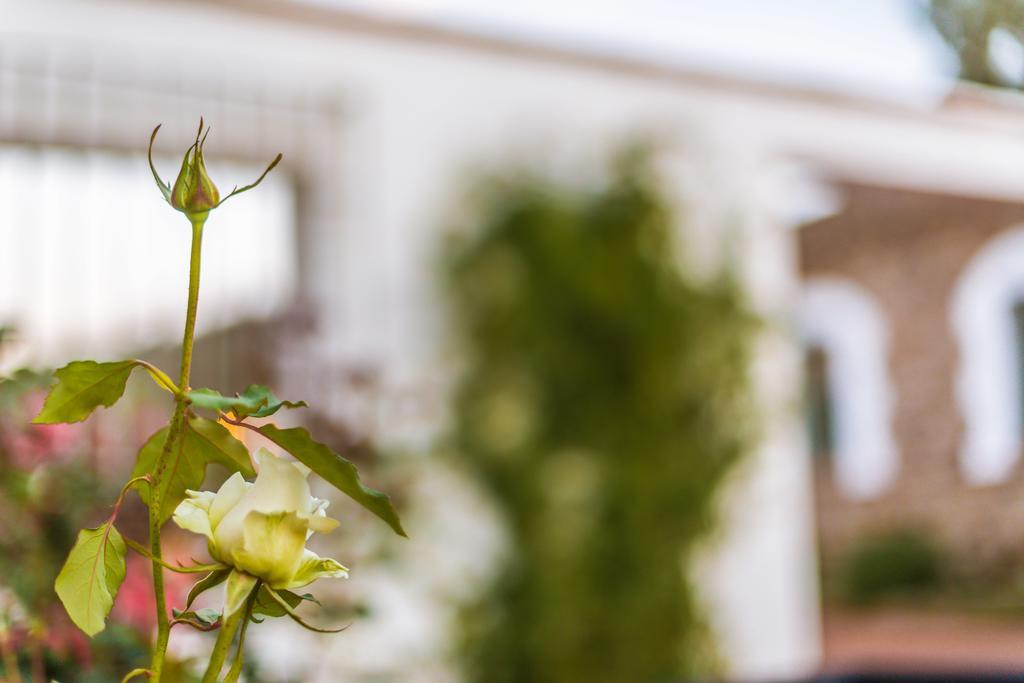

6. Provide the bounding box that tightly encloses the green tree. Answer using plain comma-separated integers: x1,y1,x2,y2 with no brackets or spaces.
927,0,1024,88
444,152,757,683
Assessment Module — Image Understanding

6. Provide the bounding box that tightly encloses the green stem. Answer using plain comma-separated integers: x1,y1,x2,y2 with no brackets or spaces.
149,218,206,680
179,218,205,389
222,587,257,683
200,606,244,683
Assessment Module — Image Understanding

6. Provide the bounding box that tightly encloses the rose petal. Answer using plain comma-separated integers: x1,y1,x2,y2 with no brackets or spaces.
209,472,248,530
172,491,216,541
284,550,349,590
233,510,308,588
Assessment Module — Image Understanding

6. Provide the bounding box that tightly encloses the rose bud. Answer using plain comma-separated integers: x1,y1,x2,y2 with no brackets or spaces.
148,118,282,225
169,125,219,219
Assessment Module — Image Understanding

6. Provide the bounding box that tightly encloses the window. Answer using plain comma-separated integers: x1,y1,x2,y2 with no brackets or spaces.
0,145,297,370
803,345,834,459
798,278,897,498
950,227,1024,484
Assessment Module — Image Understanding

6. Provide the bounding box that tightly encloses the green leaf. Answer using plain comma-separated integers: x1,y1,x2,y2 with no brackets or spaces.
185,567,232,610
185,416,255,476
132,427,194,523
196,607,221,623
188,384,306,419
262,586,348,634
54,522,127,637
257,424,406,537
186,388,244,413
33,359,177,424
133,417,254,522
172,607,220,625
251,586,317,619
34,361,137,424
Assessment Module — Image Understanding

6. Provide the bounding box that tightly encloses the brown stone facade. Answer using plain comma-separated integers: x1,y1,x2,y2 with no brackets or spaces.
799,183,1024,574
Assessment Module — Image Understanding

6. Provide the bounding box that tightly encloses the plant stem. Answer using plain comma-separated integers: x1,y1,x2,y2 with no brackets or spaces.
200,606,244,683
222,587,257,683
179,218,205,389
149,218,206,680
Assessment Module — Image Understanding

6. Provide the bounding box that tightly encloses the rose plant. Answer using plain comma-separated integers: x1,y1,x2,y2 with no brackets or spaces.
30,121,406,682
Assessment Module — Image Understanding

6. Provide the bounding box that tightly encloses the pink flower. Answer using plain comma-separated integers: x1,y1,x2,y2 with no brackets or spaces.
1,392,84,470
113,538,200,636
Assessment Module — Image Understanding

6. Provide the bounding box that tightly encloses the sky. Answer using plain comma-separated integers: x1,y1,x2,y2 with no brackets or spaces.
304,0,958,103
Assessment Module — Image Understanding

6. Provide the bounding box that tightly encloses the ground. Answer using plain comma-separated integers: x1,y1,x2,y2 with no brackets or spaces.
823,608,1024,672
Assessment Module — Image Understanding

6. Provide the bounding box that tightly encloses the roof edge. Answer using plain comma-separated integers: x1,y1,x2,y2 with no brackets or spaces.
191,0,953,116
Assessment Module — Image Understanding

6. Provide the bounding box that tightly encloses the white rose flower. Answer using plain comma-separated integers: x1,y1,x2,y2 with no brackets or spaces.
173,449,348,613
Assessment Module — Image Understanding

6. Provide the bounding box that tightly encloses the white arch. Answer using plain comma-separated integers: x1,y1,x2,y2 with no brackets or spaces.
798,278,898,499
951,227,1024,484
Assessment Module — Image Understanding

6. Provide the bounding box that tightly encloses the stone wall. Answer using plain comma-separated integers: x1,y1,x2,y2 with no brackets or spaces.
800,183,1024,573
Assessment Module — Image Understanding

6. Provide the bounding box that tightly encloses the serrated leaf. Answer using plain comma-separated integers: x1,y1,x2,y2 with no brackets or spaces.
187,388,245,413
133,417,254,522
33,359,176,424
188,384,306,419
257,424,406,537
195,607,221,624
185,567,232,610
236,384,307,418
172,607,220,625
262,586,348,634
55,522,127,637
34,361,137,424
185,416,255,476
251,586,316,619
132,426,197,523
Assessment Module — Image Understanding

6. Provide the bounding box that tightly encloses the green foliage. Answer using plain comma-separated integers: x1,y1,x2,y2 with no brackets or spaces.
0,367,51,404
838,529,944,605
185,568,232,610
33,360,176,425
188,385,307,419
0,372,146,680
184,416,255,475
257,424,407,537
131,417,254,522
171,607,221,627
49,623,164,683
251,586,316,619
34,361,139,424
54,523,127,637
444,152,757,683
927,0,1024,89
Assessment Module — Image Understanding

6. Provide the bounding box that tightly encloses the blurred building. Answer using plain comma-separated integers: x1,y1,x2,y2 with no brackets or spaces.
793,86,1024,667
800,93,1024,573
18,0,1024,680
